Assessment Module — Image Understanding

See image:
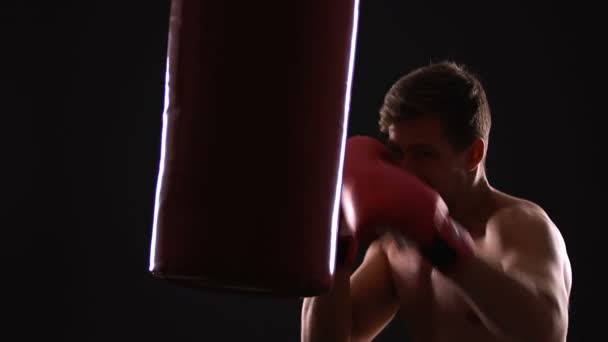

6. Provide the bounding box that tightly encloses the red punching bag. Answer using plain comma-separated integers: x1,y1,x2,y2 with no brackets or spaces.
148,0,360,297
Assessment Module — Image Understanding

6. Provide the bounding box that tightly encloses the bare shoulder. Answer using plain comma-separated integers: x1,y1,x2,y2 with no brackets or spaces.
484,191,572,296
486,194,568,257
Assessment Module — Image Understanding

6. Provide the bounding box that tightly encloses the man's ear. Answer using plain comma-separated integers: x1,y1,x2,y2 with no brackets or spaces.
466,138,486,171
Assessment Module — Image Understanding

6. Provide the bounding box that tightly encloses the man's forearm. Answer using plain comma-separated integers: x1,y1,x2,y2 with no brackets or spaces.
444,255,563,342
301,266,352,342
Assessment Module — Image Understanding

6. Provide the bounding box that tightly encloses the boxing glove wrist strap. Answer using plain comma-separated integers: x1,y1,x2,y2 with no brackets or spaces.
420,219,474,272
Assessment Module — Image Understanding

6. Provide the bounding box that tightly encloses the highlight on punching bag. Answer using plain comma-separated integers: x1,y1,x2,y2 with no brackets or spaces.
148,0,360,297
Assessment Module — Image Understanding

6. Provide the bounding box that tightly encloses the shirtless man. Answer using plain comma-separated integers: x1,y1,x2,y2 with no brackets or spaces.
301,61,572,342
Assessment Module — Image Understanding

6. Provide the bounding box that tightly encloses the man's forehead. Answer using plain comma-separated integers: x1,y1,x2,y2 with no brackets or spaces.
388,118,445,141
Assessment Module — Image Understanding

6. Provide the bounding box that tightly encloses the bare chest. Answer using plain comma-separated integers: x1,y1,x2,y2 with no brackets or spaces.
383,239,501,341
387,247,477,319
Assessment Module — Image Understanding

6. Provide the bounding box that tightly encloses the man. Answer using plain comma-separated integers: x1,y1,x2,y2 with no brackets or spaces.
301,61,572,342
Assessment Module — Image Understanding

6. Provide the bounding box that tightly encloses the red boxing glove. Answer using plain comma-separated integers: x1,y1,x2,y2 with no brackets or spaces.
341,136,474,271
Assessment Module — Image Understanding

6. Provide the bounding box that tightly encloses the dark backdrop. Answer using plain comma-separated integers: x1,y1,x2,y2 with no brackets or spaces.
4,0,604,341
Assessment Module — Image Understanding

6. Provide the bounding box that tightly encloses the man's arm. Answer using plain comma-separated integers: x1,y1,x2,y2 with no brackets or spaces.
350,241,401,341
444,203,571,342
301,240,400,342
301,264,352,342
341,136,572,341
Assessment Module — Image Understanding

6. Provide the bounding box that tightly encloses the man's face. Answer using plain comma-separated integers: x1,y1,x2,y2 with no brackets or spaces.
387,116,469,205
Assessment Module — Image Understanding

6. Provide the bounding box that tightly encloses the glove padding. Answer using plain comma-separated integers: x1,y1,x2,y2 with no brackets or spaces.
341,136,474,271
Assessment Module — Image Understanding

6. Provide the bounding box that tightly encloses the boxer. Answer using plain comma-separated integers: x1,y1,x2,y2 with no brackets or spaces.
301,61,572,342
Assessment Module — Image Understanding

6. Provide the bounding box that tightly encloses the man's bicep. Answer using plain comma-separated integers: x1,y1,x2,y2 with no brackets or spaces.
350,240,400,341
494,208,571,319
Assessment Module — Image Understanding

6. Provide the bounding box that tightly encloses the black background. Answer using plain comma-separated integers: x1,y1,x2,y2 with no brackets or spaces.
3,0,605,341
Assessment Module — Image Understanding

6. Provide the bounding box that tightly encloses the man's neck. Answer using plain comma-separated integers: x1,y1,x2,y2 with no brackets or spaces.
449,168,494,235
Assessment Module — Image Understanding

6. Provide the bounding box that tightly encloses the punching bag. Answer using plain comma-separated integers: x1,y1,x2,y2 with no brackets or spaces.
148,0,360,297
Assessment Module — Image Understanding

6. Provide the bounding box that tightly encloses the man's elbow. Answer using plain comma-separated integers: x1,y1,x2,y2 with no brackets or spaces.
529,302,568,342
542,309,568,342
300,299,314,340
499,297,567,342
300,298,352,342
